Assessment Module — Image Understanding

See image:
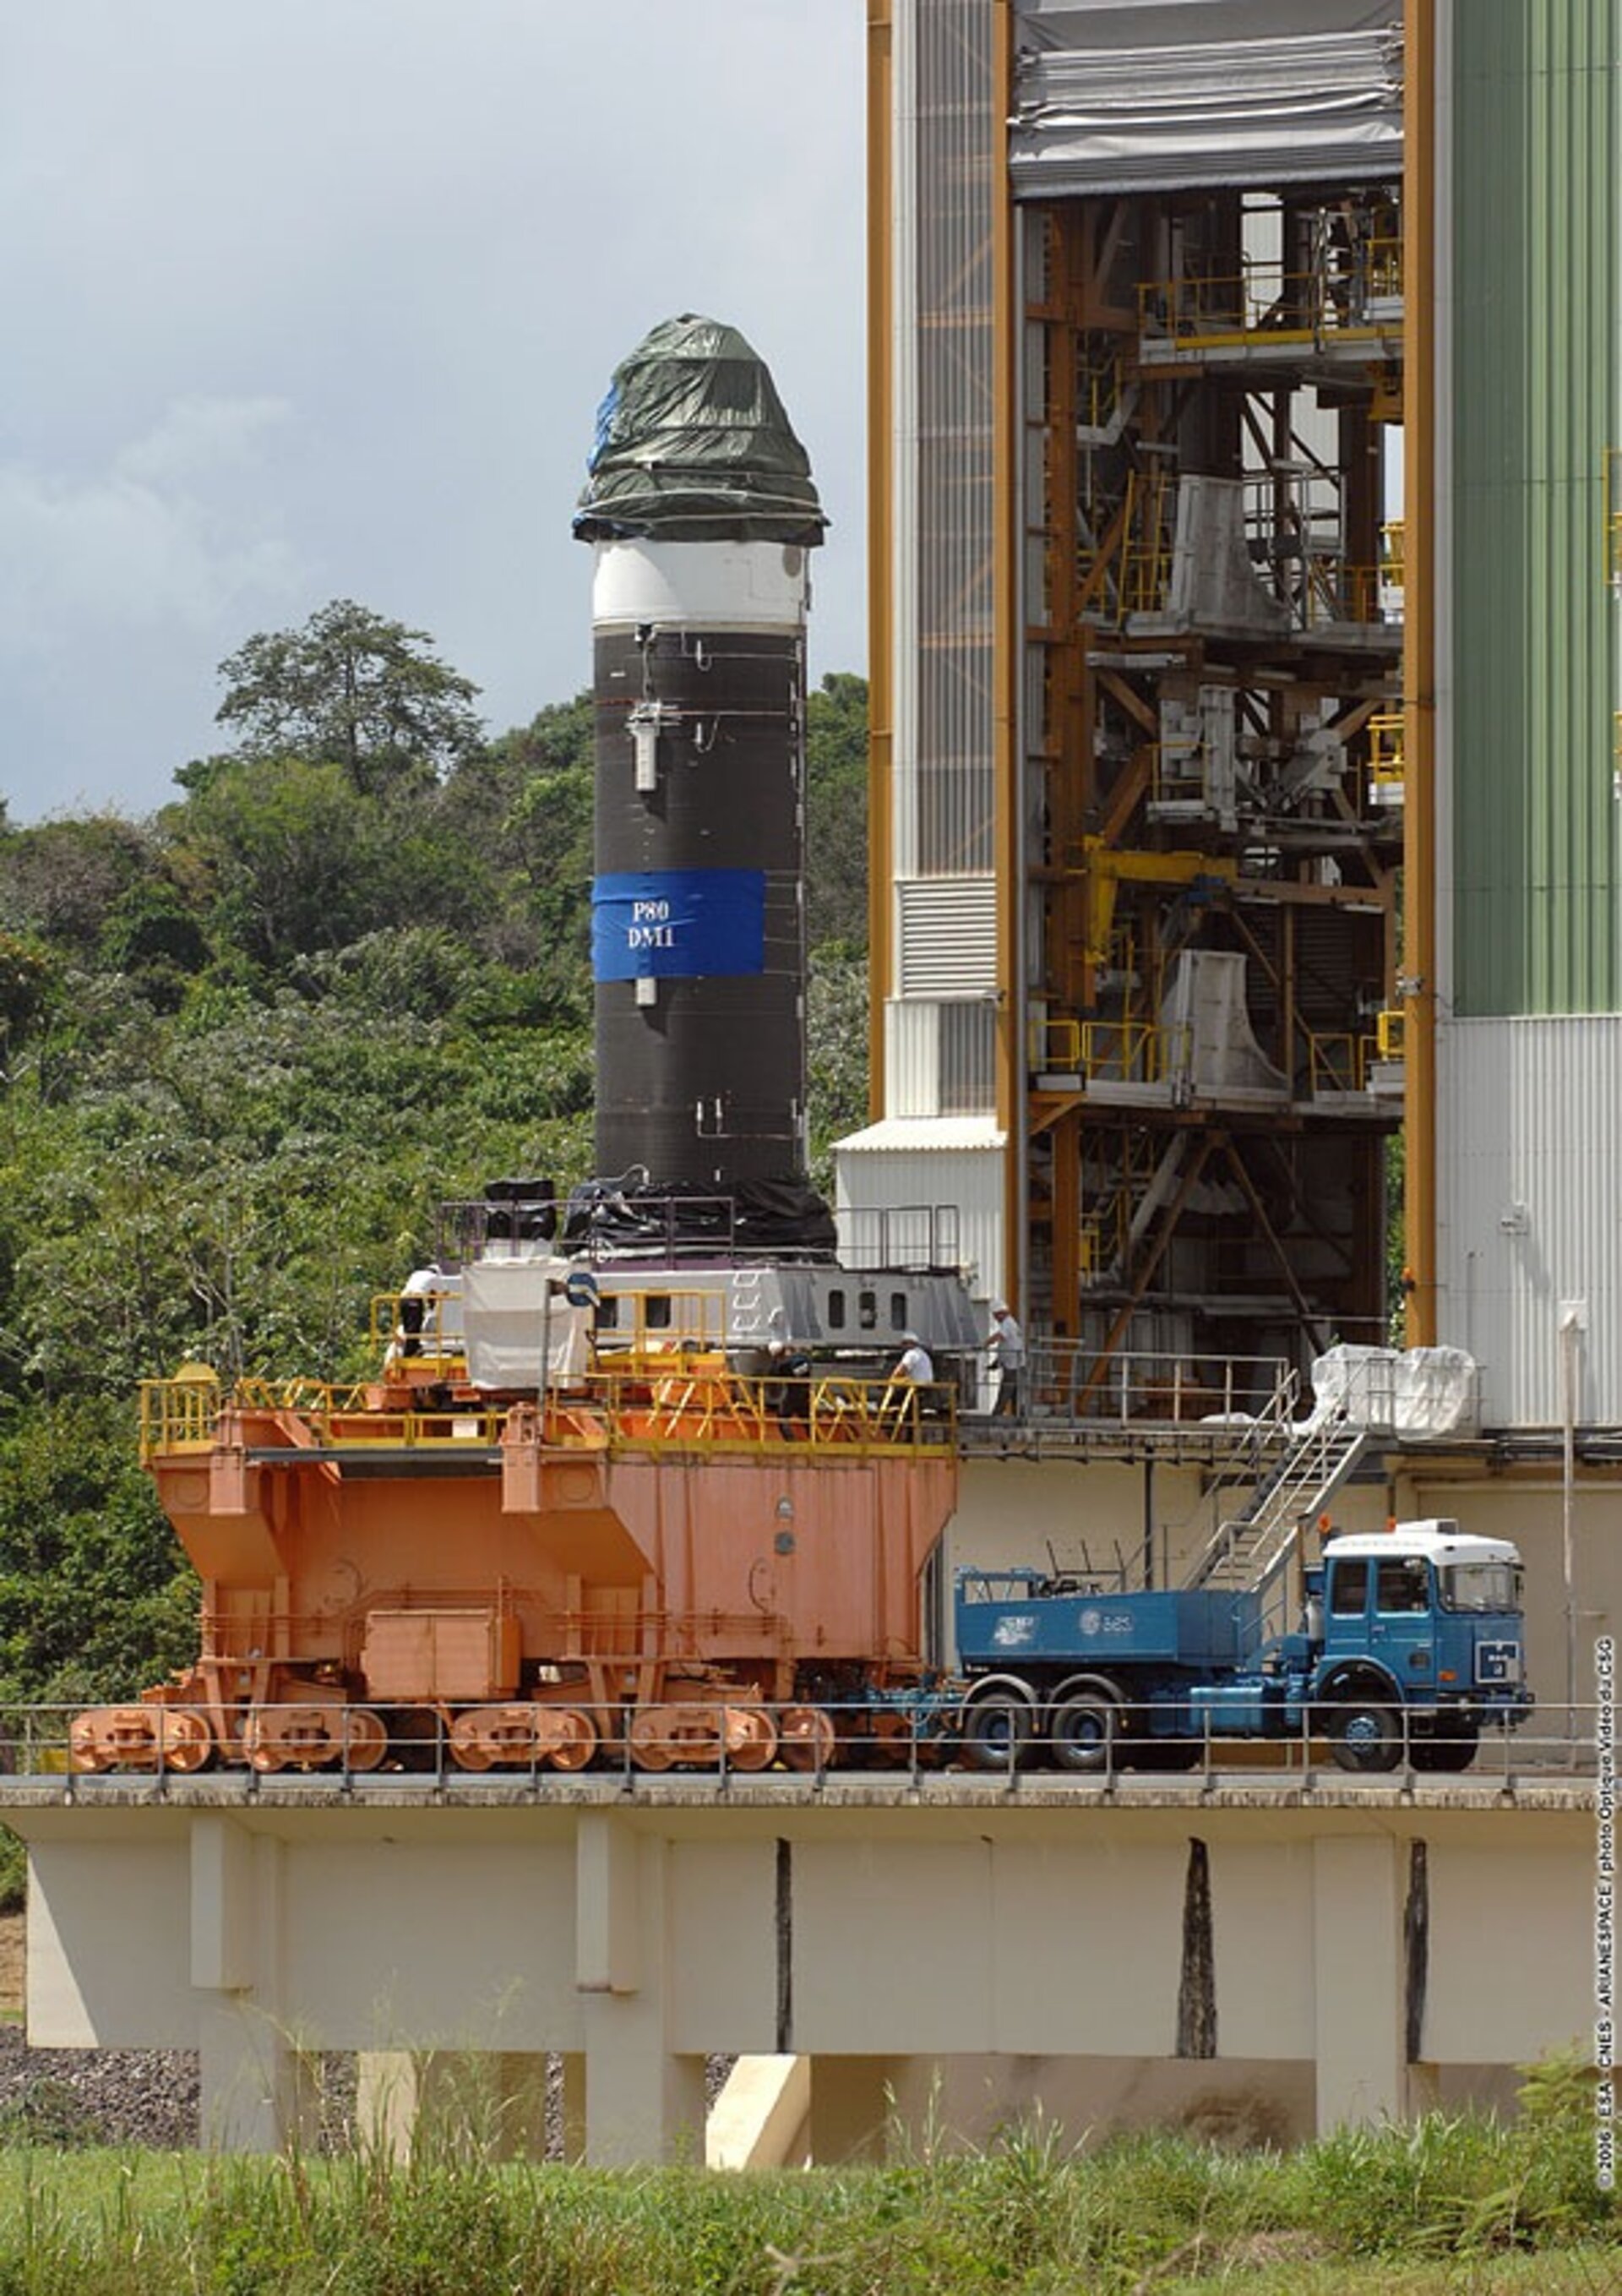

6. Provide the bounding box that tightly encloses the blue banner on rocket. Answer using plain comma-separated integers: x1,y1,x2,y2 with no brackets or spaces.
591,869,766,981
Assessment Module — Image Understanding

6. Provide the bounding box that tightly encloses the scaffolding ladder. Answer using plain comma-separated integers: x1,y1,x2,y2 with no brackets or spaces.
1183,1404,1368,1602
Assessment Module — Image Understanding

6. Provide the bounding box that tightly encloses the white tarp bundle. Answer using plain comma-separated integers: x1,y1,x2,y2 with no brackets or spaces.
462,1259,594,1393
1309,1344,1482,1440
1010,2,1403,194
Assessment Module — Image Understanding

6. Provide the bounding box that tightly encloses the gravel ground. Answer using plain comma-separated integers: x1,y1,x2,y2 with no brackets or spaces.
0,2025,200,2149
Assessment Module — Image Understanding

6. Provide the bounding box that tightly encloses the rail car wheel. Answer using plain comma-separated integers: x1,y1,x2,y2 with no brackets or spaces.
1327,1699,1402,1774
447,1727,496,1773
147,1710,215,1773
959,1690,1034,1772
723,1707,779,1772
626,1707,678,1771
337,1708,388,1772
1048,1693,1119,1774
542,1709,598,1771
778,1705,836,1772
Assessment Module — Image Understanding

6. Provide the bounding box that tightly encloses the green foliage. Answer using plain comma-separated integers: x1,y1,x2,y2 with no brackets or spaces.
807,952,871,1192
171,755,495,972
0,815,161,958
0,935,51,1046
209,599,483,796
0,2105,1610,2293
0,1832,23,1917
449,695,596,1005
805,672,868,954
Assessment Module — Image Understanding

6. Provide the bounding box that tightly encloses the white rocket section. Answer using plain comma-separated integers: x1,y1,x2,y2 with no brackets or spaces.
591,538,808,633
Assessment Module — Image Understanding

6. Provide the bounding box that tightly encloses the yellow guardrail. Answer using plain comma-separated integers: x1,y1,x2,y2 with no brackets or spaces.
139,1365,954,1465
1137,241,1402,355
1031,1017,1167,1087
139,1370,220,1455
1299,558,1387,629
1033,1016,1083,1072
589,1367,954,1458
1307,1032,1380,1097
372,1290,463,1371
1369,712,1405,788
1079,1019,1162,1083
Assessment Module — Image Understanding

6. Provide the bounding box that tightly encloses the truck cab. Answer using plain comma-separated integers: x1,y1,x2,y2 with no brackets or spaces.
1311,1519,1532,1770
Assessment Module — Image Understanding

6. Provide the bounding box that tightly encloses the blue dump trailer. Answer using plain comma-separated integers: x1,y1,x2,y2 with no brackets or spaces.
952,1519,1533,1774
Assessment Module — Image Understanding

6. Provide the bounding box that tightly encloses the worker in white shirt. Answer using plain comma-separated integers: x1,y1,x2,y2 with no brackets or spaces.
988,1301,1025,1418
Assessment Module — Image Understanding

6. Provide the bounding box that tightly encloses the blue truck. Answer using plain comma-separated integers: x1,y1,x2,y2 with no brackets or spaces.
953,1519,1532,1774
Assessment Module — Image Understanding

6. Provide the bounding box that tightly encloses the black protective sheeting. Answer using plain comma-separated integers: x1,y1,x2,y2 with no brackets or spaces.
564,1175,837,1260
574,314,827,547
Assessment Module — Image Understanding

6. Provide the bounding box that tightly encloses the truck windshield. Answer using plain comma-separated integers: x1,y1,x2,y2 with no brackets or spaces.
1437,1561,1521,1613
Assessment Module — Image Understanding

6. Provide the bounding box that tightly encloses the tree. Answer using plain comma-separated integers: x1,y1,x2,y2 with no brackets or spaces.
0,813,162,957
210,599,484,796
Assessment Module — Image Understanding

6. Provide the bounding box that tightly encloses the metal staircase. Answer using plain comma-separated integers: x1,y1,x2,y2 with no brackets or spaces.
1183,1401,1368,1601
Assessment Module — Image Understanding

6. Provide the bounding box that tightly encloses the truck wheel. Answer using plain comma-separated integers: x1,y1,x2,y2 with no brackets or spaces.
1412,1720,1479,1773
1130,1739,1200,1772
961,1692,1033,1772
1048,1692,1119,1774
1328,1700,1402,1774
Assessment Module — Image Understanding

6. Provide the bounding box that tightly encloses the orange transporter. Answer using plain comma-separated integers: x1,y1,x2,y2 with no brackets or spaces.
72,1261,961,1777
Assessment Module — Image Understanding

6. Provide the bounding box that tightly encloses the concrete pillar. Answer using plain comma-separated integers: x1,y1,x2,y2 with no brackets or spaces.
1313,1835,1407,2130
574,1812,706,2162
580,1999,707,2163
708,2055,811,2168
356,2050,552,2162
356,2051,419,2162
192,1814,313,2151
808,2055,896,2162
199,1999,313,2153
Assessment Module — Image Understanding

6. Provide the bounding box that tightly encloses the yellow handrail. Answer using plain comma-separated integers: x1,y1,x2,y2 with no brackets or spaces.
1137,243,1404,356
1307,1032,1380,1095
1369,712,1406,786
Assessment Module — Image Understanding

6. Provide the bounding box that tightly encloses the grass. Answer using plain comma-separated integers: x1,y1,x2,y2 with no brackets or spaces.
0,2072,1609,2296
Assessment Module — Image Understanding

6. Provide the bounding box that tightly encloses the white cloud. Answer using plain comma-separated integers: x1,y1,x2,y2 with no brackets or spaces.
0,396,304,647
115,394,292,490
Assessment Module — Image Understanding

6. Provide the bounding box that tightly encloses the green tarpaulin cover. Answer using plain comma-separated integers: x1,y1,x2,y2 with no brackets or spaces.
574,314,825,546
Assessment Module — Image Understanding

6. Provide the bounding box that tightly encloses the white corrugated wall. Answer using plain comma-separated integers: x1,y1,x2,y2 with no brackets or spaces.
1437,1016,1622,1426
835,1128,1008,1306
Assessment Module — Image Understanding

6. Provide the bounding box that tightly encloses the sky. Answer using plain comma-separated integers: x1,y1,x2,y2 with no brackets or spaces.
0,1,867,825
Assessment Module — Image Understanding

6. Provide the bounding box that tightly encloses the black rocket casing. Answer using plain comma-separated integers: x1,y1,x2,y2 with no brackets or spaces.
574,316,826,1189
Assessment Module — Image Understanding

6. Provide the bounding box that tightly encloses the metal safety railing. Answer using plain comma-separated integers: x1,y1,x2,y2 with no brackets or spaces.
139,1366,957,1466
1305,1031,1381,1098
1137,243,1403,358
1030,1016,1184,1089
584,1366,956,1458
27,1694,1592,1797
1369,711,1405,798
1019,1344,1292,1430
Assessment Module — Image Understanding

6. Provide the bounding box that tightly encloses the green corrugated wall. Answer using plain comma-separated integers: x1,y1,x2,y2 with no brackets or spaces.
1451,0,1621,1014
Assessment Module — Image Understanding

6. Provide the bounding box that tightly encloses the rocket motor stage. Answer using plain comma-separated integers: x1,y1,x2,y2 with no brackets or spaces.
575,316,826,1190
